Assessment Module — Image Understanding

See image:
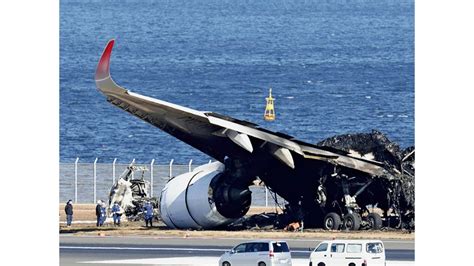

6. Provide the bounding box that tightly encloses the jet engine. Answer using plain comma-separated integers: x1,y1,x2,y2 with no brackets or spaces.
159,162,252,229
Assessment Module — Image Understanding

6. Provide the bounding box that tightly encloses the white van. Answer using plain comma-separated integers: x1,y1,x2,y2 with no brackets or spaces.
309,239,385,266
218,240,292,266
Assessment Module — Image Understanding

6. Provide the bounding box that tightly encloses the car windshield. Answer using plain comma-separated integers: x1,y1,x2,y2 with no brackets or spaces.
233,244,247,253
272,242,289,252
315,243,328,252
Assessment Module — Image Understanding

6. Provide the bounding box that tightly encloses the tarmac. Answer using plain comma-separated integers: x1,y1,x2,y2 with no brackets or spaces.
59,204,415,265
60,235,414,266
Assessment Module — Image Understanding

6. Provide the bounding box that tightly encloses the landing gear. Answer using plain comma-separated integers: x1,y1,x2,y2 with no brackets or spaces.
322,211,386,231
317,171,411,231
367,213,383,230
323,212,341,230
320,172,389,231
343,213,361,230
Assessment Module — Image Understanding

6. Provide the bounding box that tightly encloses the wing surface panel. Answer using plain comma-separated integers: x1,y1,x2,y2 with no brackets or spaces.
95,40,389,177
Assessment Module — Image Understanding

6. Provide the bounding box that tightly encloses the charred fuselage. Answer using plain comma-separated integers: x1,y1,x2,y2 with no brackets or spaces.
210,130,415,230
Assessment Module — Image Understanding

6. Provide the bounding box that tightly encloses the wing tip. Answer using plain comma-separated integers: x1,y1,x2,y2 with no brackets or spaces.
95,39,115,81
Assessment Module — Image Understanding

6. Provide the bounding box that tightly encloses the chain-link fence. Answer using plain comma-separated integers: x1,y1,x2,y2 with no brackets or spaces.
59,158,286,208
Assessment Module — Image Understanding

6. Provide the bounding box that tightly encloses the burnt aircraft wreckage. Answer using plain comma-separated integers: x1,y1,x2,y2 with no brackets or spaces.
96,40,414,231
108,165,160,220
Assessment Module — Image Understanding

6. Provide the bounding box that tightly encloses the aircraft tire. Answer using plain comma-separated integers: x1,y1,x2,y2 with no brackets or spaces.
367,213,383,230
343,213,361,230
323,212,342,230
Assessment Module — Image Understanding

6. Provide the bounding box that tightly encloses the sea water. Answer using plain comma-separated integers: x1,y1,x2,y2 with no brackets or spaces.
60,0,414,165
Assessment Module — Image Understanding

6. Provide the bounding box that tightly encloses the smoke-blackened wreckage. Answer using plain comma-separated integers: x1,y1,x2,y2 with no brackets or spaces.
97,40,414,231
108,165,159,221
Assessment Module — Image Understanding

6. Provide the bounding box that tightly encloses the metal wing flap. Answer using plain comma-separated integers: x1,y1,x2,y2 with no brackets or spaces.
206,113,304,156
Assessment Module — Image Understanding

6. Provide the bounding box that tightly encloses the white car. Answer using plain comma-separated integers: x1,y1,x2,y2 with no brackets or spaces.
218,240,292,266
309,239,386,266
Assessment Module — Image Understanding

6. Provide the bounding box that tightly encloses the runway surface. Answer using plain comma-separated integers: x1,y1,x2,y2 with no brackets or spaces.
60,235,414,266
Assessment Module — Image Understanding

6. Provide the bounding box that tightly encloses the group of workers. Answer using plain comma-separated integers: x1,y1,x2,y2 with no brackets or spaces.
94,200,124,226
63,200,155,227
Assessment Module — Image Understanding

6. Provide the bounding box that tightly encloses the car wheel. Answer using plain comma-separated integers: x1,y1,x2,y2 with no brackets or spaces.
258,262,266,266
348,263,356,266
343,213,361,230
317,263,325,266
323,212,341,230
367,213,383,230
222,262,231,266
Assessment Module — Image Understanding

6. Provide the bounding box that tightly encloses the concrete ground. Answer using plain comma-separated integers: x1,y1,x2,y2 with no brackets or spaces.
59,204,414,240
60,235,414,266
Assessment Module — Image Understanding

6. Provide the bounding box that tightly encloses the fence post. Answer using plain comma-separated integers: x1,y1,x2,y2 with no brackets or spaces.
265,186,268,207
150,159,155,197
169,159,174,178
74,157,79,203
112,158,117,184
93,158,98,204
188,159,193,172
131,158,136,179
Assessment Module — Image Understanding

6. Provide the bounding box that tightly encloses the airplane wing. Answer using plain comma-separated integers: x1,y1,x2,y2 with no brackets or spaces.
95,40,388,177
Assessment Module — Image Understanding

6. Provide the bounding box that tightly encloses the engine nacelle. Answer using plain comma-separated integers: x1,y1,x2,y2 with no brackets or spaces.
159,162,251,229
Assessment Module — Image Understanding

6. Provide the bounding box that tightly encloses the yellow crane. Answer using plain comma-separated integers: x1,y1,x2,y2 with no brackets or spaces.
264,88,275,121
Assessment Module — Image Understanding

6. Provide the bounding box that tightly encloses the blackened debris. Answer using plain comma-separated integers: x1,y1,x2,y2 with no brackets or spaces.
317,130,411,168
108,165,160,222
227,130,416,231
124,197,160,222
317,130,415,230
226,212,287,230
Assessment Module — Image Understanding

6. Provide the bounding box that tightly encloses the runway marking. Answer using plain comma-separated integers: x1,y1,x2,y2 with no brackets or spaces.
80,256,414,266
60,246,309,253
62,246,414,265
61,246,227,252
81,256,219,265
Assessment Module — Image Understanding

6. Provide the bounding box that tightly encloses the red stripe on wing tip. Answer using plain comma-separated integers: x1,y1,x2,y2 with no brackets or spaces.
95,39,115,81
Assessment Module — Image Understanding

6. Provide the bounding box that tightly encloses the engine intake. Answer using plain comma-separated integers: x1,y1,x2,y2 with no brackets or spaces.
159,162,251,229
